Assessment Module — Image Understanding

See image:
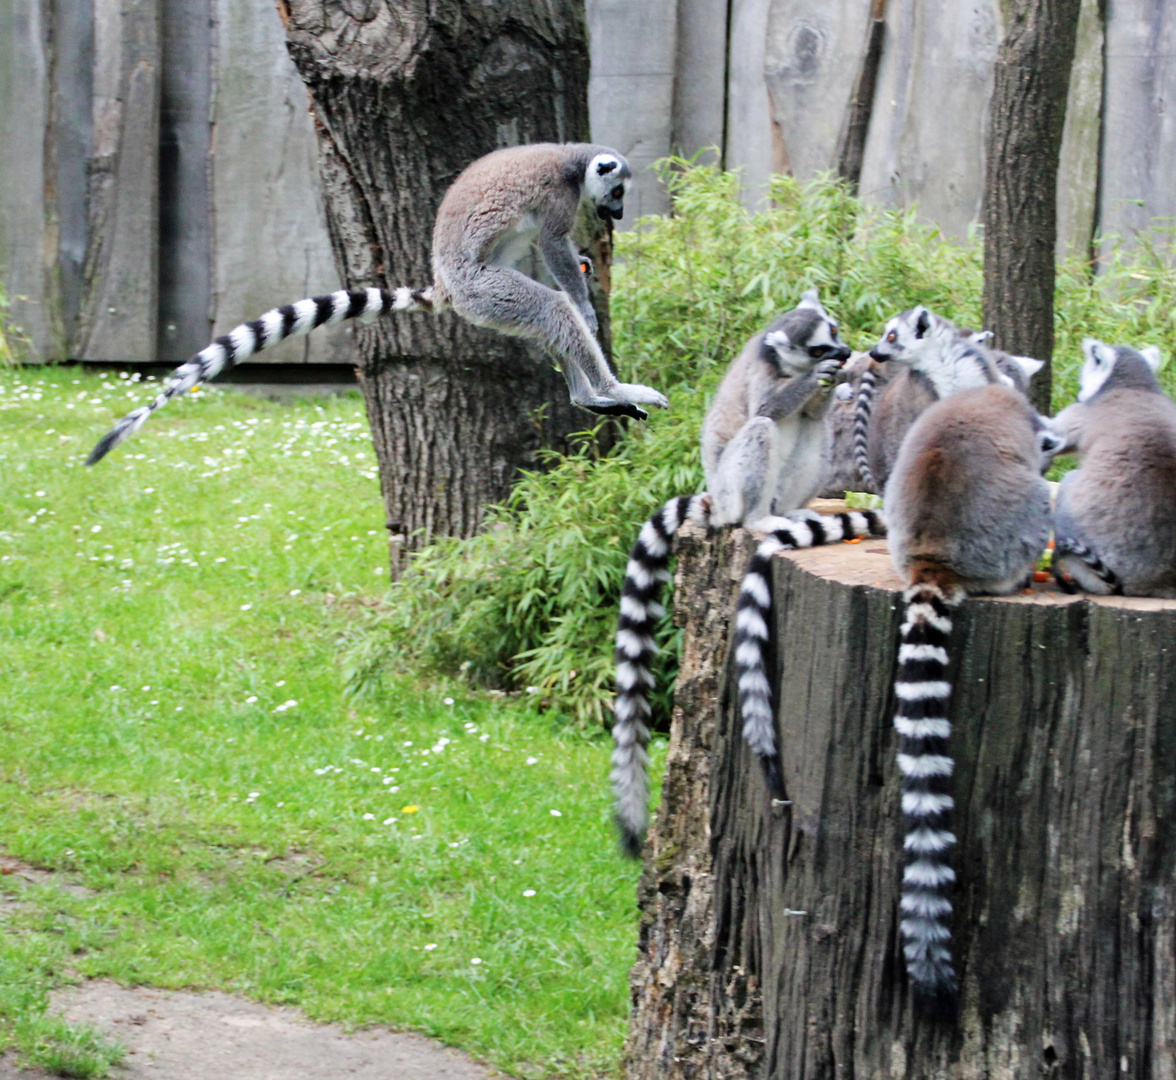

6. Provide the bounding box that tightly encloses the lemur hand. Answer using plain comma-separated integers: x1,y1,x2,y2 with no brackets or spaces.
814,356,845,387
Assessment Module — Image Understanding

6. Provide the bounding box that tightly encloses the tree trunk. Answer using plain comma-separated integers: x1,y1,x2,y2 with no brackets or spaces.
982,0,1082,413
279,1,609,571
628,521,1176,1078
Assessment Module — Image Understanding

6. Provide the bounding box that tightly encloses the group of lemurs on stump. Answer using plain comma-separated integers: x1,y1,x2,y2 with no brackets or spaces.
89,143,1176,1020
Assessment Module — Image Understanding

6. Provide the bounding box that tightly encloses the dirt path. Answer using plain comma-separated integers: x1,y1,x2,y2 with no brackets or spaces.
0,981,499,1079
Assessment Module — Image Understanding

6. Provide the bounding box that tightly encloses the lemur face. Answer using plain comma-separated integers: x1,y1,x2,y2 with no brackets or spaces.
1078,338,1164,402
585,153,632,221
762,290,851,375
868,306,945,363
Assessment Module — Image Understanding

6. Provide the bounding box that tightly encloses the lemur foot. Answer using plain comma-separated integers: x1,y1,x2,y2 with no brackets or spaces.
614,383,670,410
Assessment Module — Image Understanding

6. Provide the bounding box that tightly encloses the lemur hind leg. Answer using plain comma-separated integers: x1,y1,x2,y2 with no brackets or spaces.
445,262,668,420
709,417,779,527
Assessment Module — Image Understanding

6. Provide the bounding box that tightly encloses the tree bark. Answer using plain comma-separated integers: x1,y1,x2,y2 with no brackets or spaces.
628,522,1176,1078
279,1,610,571
982,0,1082,412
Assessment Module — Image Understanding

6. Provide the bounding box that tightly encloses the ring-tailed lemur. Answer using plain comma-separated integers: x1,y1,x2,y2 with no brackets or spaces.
1051,339,1176,597
883,382,1058,1016
852,309,1043,492
88,143,666,464
612,292,874,856
701,291,850,524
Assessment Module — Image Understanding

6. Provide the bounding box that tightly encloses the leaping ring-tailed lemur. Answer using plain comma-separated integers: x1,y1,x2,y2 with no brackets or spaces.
87,143,667,465
610,291,887,856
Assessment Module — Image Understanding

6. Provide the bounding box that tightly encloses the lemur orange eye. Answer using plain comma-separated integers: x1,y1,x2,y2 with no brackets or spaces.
830,326,839,338
886,330,897,343
611,186,624,199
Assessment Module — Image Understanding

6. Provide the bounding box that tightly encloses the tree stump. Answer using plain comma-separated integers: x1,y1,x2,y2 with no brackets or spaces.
280,1,607,571
627,518,1176,1079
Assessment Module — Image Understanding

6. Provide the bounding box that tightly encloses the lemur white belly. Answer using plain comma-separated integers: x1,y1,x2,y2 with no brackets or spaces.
771,416,829,514
485,213,540,270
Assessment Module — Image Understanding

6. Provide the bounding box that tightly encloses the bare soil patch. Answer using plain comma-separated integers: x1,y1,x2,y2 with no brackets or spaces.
1,981,499,1079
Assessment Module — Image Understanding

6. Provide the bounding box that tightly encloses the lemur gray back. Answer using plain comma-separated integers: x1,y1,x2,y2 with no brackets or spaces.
1053,340,1176,597
886,383,1053,594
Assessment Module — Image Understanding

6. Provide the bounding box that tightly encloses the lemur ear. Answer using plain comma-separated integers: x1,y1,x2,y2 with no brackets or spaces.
798,289,822,312
1010,354,1044,379
1142,345,1165,372
764,329,791,351
914,307,931,339
1038,428,1066,459
970,329,994,344
1082,338,1107,365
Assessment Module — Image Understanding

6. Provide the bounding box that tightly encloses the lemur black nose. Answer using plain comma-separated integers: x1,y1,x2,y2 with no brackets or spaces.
868,347,886,362
832,345,851,361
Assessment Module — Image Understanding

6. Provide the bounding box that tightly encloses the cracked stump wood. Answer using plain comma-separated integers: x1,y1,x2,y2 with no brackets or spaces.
626,520,1176,1079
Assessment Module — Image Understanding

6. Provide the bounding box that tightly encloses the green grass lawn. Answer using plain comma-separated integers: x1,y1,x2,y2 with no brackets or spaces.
0,369,663,1078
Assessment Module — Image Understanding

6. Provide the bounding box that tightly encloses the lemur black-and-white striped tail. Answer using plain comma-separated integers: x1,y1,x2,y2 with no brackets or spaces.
853,366,878,492
612,493,714,857
1051,537,1124,595
895,581,963,1017
735,509,886,798
86,286,434,465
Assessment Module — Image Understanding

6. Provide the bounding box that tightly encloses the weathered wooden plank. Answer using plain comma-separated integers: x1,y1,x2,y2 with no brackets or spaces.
211,0,348,363
586,0,678,220
1098,0,1176,252
670,0,727,163
763,0,872,181
725,0,778,208
50,0,94,345
1056,0,1103,259
77,0,161,362
157,0,212,363
0,0,63,360
858,0,1002,239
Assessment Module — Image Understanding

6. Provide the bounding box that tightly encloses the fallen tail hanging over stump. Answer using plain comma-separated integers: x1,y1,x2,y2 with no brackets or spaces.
625,515,1176,1079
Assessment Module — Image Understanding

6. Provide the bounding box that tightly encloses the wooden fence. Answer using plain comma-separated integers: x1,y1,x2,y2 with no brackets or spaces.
1,0,346,366
3,0,1176,365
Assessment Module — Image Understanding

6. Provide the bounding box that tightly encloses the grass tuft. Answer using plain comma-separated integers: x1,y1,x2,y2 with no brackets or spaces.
0,370,655,1078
